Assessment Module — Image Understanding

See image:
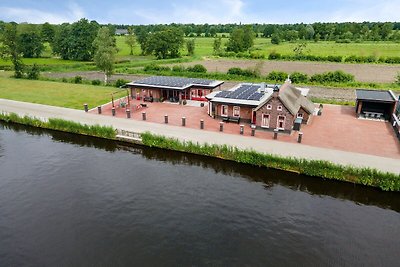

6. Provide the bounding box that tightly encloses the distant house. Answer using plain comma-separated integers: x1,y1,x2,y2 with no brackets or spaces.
206,80,316,132
125,76,224,102
115,29,128,35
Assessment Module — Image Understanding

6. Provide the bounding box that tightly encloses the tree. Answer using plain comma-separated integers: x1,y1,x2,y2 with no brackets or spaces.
242,25,255,51
270,33,281,44
186,38,195,56
293,42,307,56
52,23,71,59
146,27,184,59
41,22,55,43
27,64,40,80
93,27,118,84
305,24,315,40
134,26,151,55
18,31,44,58
125,27,136,55
213,36,222,55
226,26,255,53
1,23,24,78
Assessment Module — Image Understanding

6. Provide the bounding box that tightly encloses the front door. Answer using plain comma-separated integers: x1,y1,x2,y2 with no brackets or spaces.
277,115,285,130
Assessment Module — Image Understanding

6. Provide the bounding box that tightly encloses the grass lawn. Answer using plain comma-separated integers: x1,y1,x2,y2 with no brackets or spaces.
0,76,126,109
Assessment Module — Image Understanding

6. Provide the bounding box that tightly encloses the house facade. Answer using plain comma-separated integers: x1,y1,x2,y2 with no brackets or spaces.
126,76,223,103
206,81,316,132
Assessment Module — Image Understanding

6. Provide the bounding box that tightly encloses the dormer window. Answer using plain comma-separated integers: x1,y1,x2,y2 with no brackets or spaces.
267,104,272,110
277,105,282,111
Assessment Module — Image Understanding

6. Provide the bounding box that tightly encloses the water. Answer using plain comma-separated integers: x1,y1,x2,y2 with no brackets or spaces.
0,122,399,266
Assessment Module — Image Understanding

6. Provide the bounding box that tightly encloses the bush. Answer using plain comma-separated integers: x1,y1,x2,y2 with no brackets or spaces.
266,71,288,82
143,64,171,72
115,78,130,88
61,77,68,83
310,70,355,84
186,64,207,73
290,72,309,83
268,51,281,60
395,72,400,85
227,67,259,77
172,65,185,72
74,76,83,84
91,79,101,85
27,64,40,80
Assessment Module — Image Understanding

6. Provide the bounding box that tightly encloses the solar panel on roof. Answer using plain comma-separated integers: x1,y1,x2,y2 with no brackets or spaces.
135,76,216,88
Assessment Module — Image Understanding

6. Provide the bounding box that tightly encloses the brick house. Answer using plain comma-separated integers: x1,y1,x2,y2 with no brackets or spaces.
126,76,224,103
206,80,316,132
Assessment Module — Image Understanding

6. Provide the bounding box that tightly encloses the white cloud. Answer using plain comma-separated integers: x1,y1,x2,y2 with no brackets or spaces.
0,1,85,24
131,0,247,24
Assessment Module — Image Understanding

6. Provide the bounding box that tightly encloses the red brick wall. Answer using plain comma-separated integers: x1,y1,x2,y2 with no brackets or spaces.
255,98,294,131
214,103,253,121
298,107,311,124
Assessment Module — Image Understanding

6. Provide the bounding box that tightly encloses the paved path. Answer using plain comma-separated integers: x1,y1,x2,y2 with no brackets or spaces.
1,99,399,174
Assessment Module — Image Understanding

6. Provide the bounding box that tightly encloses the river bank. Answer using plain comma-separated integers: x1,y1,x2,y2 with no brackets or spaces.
0,106,399,191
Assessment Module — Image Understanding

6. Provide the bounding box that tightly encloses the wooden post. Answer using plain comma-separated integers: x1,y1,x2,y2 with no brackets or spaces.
274,129,279,139
182,117,186,126
164,114,168,124
97,106,102,114
126,109,131,118
83,103,88,112
298,132,303,143
219,122,224,132
112,107,116,116
142,112,146,120
240,124,244,135
200,119,204,129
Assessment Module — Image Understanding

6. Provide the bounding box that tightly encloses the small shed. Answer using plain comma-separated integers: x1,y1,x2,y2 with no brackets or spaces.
355,89,397,120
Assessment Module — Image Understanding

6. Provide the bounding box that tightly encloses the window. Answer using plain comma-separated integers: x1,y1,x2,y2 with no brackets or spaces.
261,114,270,128
277,105,283,111
297,113,303,118
277,115,285,130
221,105,228,116
233,106,240,117
267,104,272,110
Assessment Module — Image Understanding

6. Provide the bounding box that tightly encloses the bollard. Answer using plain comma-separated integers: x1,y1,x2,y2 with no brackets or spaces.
200,119,204,129
219,121,224,132
251,125,256,136
240,124,244,135
273,128,279,139
182,117,186,126
164,114,168,124
112,107,116,116
97,106,102,114
84,103,88,112
298,132,303,143
126,109,131,119
142,112,146,121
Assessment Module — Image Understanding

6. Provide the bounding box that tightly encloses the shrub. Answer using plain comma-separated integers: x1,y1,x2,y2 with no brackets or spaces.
143,64,171,72
310,70,355,84
290,72,309,83
326,55,343,62
91,79,101,85
186,64,207,73
26,64,40,80
268,51,281,60
61,77,68,83
266,71,288,82
227,67,259,77
74,76,83,84
172,65,185,72
395,72,400,85
115,78,130,88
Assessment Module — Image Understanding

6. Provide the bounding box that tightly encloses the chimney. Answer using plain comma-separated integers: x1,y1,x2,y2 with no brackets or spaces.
285,75,292,84
259,82,266,93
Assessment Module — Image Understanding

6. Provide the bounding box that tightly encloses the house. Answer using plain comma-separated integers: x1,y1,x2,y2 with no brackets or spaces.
355,89,398,120
206,80,316,132
125,76,224,103
115,29,129,35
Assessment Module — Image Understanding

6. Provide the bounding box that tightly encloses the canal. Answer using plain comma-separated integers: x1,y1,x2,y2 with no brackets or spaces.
0,122,399,266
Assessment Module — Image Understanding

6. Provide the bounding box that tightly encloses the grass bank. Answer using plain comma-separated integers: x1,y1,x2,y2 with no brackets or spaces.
0,112,116,139
0,112,398,191
141,132,400,192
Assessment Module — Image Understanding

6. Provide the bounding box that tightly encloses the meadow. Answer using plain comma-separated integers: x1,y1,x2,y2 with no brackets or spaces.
0,75,126,109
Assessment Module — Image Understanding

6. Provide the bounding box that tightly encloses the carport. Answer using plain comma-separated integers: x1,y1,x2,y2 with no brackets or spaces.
355,89,397,120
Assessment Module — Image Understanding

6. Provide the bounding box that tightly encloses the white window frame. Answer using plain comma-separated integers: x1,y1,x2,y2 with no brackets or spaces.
297,113,303,118
233,106,240,117
221,105,228,117
277,115,286,130
261,114,270,128
277,105,283,111
266,104,272,110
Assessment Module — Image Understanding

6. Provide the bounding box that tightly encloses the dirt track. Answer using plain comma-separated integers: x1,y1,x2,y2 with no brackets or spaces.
177,59,400,83
43,71,398,102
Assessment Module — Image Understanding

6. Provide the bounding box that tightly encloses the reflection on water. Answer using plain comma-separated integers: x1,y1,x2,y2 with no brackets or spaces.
0,121,399,266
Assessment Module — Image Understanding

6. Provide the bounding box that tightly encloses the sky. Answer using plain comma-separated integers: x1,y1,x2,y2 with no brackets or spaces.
0,0,399,25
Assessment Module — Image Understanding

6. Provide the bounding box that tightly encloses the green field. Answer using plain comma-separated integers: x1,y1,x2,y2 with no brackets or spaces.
0,76,125,109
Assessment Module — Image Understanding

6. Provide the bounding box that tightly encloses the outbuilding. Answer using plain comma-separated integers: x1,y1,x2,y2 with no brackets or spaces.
355,89,397,120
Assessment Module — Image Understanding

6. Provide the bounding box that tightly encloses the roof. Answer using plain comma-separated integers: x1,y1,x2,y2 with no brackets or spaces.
356,89,397,102
126,76,224,90
207,83,276,106
115,29,128,35
254,82,315,115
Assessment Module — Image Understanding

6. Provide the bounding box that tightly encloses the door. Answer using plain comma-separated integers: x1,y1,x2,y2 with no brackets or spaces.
277,115,285,130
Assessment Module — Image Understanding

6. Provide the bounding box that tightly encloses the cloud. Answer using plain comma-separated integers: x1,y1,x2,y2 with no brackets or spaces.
131,0,247,24
0,1,85,24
